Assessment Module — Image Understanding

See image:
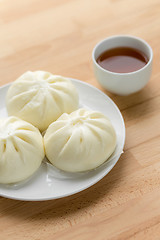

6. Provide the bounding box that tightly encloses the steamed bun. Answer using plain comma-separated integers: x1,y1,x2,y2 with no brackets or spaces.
6,71,79,132
44,108,116,172
0,117,44,184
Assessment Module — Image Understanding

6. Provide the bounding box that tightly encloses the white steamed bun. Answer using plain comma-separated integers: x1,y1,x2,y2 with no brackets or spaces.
44,108,116,172
0,117,44,184
6,71,79,132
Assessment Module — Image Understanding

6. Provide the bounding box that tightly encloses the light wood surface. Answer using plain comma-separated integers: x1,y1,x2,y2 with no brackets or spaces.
0,0,160,239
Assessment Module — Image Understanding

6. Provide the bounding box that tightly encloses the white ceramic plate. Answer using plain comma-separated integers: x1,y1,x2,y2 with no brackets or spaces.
0,79,125,201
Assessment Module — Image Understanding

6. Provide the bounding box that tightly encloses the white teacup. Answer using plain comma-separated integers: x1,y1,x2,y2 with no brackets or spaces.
92,35,153,95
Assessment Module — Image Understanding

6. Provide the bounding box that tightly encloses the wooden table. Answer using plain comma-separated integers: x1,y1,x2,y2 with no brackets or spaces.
0,0,160,239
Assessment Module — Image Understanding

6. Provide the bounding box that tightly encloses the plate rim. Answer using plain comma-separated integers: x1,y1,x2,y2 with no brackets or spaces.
0,79,125,201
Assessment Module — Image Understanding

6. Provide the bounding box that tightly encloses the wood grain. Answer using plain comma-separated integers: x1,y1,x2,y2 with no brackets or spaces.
0,0,160,239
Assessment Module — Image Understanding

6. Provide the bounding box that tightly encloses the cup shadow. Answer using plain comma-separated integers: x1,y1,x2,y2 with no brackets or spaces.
104,85,153,120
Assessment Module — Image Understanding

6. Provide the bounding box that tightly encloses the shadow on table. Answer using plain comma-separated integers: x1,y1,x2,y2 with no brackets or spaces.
110,85,152,109
0,152,127,222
